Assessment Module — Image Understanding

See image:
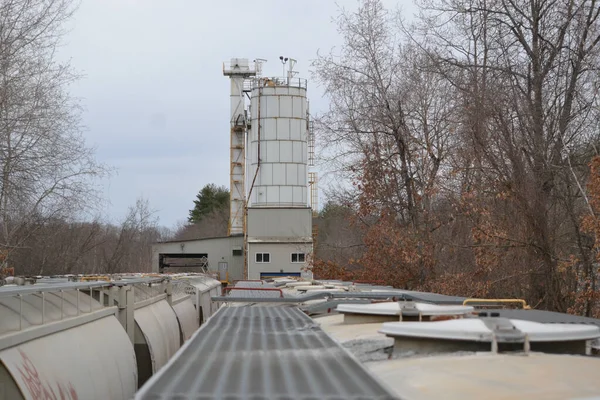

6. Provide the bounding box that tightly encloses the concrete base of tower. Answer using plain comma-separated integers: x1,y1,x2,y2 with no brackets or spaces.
247,207,313,280
247,240,313,280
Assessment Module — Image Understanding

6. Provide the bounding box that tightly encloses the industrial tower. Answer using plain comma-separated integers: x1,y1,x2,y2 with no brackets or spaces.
222,60,256,236
223,58,316,279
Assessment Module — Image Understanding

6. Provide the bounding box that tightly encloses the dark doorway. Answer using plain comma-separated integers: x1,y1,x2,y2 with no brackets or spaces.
159,253,209,273
259,272,301,278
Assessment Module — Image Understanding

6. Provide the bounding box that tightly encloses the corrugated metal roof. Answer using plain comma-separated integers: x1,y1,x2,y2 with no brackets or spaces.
0,290,105,335
0,281,111,298
136,306,397,400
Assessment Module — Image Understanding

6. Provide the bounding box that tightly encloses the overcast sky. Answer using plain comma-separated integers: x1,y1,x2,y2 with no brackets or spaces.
59,0,411,228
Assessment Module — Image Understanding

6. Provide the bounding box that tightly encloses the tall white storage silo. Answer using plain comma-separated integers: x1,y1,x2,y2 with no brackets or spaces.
247,78,308,207
223,58,314,280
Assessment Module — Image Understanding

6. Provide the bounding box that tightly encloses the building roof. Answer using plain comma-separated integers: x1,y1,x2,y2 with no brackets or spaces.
155,236,234,244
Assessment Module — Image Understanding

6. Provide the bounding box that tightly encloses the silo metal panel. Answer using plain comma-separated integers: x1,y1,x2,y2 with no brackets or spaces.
304,142,309,163
259,141,266,161
260,163,273,185
280,186,293,204
135,300,181,375
255,165,262,186
276,118,289,140
266,186,279,204
293,141,303,163
0,316,137,400
272,164,286,185
293,96,303,116
298,164,307,187
263,118,276,140
290,119,301,140
266,141,279,162
300,119,307,138
258,96,266,117
287,163,299,185
247,164,257,185
265,96,279,118
293,186,303,204
280,141,293,162
248,82,308,208
288,86,305,97
256,188,265,204
279,96,293,118
250,141,258,164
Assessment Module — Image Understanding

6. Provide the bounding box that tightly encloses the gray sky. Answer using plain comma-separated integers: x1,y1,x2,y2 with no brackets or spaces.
60,0,408,228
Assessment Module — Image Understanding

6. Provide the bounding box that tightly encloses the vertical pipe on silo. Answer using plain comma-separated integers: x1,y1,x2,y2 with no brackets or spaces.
245,82,263,280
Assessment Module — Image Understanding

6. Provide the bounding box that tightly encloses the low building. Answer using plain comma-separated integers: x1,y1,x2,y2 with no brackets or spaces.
152,236,244,281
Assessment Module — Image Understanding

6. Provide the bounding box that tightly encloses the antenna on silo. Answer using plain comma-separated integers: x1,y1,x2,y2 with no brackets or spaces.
254,58,267,77
279,56,288,79
287,58,297,84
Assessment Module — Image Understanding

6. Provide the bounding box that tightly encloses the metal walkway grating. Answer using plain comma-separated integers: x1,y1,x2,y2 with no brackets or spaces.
136,306,396,400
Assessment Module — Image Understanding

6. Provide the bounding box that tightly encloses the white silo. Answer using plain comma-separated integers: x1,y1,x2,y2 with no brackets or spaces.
222,57,314,280
247,71,308,207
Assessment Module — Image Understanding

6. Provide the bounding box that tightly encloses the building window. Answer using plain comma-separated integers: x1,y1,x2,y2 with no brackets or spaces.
291,253,305,263
232,247,243,256
255,253,270,263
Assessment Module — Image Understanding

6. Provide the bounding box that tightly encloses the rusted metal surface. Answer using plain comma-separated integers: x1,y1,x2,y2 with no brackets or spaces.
135,300,180,374
135,306,396,400
0,316,136,400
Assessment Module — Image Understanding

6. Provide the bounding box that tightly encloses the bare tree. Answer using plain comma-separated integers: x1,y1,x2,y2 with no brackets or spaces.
412,0,600,310
312,0,457,287
101,198,159,274
311,0,600,312
0,0,106,271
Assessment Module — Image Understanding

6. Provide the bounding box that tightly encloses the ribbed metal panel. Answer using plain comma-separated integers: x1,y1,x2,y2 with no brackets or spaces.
248,84,309,207
136,307,396,400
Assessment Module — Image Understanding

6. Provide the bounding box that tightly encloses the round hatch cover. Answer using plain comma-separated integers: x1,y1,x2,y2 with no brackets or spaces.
379,318,600,343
